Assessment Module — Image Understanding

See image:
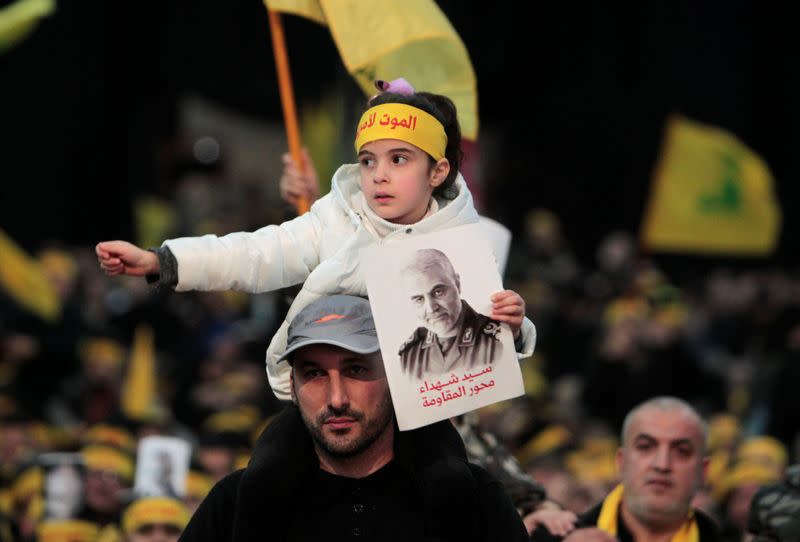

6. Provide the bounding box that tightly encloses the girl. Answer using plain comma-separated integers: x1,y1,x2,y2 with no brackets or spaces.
97,78,536,401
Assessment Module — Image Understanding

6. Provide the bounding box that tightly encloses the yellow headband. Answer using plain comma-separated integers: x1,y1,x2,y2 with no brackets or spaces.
81,445,134,481
84,424,136,453
12,466,43,500
354,103,447,160
123,497,190,534
37,520,99,542
713,462,781,502
737,436,788,470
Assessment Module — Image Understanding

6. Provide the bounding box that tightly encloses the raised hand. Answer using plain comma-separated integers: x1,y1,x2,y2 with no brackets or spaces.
279,148,320,208
490,289,526,339
95,241,159,277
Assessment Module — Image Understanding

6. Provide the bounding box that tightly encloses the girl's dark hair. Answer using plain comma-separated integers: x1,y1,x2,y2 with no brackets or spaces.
366,91,463,198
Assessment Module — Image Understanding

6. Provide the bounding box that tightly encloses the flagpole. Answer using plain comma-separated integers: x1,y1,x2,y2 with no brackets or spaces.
267,9,310,215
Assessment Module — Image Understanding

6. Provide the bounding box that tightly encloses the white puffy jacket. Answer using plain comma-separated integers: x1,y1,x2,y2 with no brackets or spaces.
164,164,536,401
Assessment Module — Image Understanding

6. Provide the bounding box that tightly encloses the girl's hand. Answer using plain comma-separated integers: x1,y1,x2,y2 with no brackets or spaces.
95,241,159,277
490,290,525,339
279,148,320,208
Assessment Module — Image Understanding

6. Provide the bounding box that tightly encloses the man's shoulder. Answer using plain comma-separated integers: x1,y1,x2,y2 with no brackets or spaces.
179,469,245,542
399,327,431,355
475,317,503,341
464,462,530,541
201,469,246,509
202,468,245,507
694,507,722,541
577,501,719,539
458,301,501,347
459,302,503,344
532,494,720,542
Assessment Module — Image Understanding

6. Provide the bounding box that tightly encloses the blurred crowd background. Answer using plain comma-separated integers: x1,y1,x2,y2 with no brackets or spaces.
1,1,798,541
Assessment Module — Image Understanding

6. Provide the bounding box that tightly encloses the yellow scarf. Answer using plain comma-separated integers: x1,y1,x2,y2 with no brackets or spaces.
597,484,699,542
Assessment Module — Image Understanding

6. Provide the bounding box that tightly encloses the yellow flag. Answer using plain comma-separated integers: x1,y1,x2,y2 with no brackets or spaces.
121,325,156,421
641,115,781,255
134,196,177,250
299,89,346,194
264,0,324,25
0,228,60,321
264,0,479,140
0,0,55,53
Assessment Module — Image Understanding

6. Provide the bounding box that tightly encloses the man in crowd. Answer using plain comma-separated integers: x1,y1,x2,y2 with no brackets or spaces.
399,248,504,378
532,396,720,542
180,294,528,541
79,444,134,526
123,496,190,542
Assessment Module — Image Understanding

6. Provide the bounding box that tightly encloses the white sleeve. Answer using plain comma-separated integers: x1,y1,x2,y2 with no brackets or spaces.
163,204,325,293
515,317,537,360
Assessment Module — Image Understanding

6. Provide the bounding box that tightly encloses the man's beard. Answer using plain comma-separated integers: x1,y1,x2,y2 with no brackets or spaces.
425,310,460,337
301,394,394,458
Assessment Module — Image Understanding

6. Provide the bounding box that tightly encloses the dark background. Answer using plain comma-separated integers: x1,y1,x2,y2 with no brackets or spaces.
1,0,797,270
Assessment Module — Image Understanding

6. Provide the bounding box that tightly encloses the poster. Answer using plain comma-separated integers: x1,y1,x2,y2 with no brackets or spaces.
361,223,525,430
39,452,85,520
133,436,191,498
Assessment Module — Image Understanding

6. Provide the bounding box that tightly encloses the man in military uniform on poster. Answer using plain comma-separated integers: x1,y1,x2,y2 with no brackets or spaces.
399,248,504,379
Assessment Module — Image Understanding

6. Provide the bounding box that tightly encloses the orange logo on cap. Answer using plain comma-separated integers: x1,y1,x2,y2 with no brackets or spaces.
314,313,346,324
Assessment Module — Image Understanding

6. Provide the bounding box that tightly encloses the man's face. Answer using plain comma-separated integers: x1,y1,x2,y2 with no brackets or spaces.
197,446,235,481
402,264,462,337
617,408,708,528
84,469,126,514
291,345,393,459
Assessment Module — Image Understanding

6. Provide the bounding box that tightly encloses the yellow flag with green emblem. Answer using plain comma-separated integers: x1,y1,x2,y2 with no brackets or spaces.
641,115,781,255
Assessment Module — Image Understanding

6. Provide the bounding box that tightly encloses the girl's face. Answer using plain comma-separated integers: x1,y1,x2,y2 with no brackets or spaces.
358,139,449,225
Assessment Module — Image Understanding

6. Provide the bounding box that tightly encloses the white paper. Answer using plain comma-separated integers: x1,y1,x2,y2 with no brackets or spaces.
134,436,191,498
361,223,525,430
39,452,85,520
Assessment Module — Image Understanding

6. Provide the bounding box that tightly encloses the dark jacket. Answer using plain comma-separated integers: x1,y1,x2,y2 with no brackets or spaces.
180,405,527,542
531,500,720,542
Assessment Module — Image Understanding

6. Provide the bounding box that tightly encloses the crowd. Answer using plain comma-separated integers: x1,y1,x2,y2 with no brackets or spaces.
2,199,797,541
2,91,799,541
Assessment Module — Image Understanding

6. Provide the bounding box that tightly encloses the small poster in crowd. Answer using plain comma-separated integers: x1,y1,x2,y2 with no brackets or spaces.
39,452,85,520
361,223,525,430
134,436,191,498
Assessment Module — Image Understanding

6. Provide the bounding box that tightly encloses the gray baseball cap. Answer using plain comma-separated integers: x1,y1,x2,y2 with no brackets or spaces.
277,295,380,363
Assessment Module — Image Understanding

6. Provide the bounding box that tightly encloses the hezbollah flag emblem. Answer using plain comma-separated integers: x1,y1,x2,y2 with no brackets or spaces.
641,115,781,255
